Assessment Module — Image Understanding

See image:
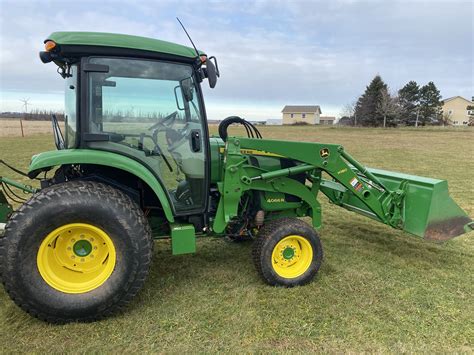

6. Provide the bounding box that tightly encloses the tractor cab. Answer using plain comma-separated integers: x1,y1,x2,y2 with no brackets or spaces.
40,32,218,216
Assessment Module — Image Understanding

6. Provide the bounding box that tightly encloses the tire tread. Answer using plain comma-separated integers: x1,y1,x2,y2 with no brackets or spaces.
252,217,323,287
0,181,153,323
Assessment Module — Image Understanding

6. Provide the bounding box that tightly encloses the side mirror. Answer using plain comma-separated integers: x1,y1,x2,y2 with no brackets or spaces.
206,58,217,88
174,86,185,110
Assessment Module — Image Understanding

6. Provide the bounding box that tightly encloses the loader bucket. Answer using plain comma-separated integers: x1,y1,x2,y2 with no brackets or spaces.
368,168,473,241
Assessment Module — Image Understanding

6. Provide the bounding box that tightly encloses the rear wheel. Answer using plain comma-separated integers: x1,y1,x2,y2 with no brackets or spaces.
252,218,323,286
0,181,153,323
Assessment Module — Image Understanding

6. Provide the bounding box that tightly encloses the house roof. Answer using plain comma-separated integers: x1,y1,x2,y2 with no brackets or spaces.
441,96,473,104
281,105,321,114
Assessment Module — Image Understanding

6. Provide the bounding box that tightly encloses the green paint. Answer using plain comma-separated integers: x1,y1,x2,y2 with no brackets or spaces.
28,149,174,223
282,247,295,260
73,240,92,257
366,168,472,240
211,136,471,240
1,176,37,194
321,166,472,240
212,137,322,233
47,32,204,59
209,137,225,183
256,164,315,180
22,135,472,242
260,191,301,212
171,224,196,255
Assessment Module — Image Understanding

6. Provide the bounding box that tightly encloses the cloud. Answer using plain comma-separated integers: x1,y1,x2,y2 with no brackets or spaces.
0,0,472,118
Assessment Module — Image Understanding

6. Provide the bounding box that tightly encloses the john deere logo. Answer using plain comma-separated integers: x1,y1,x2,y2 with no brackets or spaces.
320,148,330,158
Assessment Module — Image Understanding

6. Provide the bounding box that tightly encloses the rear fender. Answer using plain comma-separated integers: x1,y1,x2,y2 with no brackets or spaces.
28,149,174,223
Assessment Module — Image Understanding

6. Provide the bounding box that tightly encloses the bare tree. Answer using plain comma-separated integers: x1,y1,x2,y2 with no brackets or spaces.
376,89,401,128
341,101,357,126
439,111,453,127
467,105,474,126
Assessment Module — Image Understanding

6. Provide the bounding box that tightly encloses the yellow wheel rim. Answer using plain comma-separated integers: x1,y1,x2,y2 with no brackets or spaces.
271,235,313,278
37,223,116,294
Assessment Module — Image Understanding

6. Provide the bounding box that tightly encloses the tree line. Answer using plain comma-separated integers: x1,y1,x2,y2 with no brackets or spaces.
0,108,172,122
0,109,65,121
340,75,453,127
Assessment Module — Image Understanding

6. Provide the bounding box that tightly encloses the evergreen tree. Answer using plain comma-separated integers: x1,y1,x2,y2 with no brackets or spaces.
398,81,420,126
354,75,388,126
419,82,442,125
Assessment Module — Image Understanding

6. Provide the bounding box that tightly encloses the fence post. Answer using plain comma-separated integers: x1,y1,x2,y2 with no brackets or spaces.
20,118,25,137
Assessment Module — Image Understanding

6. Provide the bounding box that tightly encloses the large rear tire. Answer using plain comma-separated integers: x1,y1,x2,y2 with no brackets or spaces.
0,181,153,323
252,218,323,287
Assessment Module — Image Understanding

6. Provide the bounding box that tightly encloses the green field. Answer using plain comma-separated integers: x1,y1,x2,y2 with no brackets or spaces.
1,126,473,352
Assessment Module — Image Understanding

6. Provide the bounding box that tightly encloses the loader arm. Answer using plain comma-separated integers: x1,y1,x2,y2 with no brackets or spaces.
213,137,473,241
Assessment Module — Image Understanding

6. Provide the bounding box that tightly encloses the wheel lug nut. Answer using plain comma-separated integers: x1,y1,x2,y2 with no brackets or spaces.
81,258,85,262
71,255,75,259
90,255,94,258
71,239,75,243
67,247,71,250
80,234,85,239
94,246,98,250
90,238,94,242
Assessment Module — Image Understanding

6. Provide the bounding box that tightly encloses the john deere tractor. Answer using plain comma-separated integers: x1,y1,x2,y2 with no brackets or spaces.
0,32,472,323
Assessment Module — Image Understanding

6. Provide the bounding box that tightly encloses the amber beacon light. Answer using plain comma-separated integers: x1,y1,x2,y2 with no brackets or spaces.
44,40,57,52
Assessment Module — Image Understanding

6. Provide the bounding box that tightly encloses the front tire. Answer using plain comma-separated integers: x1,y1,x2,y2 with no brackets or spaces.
252,218,323,287
0,181,153,323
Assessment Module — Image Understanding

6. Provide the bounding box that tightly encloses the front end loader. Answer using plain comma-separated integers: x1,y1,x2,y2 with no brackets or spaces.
0,31,471,323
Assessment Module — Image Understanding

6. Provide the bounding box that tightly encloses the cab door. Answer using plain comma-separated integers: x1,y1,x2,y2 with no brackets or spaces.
84,56,209,215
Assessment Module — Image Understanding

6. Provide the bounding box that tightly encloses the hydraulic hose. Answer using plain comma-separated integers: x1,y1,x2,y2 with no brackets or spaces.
218,116,262,142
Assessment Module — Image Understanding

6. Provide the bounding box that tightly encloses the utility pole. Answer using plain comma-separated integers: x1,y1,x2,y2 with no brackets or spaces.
19,98,30,138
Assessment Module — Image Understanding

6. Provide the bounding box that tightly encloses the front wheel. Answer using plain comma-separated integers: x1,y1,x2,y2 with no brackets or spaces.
252,218,323,286
0,181,153,323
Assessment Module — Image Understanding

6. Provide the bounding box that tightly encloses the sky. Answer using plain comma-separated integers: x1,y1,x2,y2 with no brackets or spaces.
0,0,472,120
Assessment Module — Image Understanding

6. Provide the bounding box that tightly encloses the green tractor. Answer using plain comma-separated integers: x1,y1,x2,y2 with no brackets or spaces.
0,31,472,323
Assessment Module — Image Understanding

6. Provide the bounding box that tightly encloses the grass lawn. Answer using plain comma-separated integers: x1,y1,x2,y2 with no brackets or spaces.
0,126,473,352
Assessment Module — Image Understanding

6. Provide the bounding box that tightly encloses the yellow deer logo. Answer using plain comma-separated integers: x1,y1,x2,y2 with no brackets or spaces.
320,148,330,158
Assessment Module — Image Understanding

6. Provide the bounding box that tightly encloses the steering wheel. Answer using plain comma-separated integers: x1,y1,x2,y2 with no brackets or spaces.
148,111,178,131
138,133,173,172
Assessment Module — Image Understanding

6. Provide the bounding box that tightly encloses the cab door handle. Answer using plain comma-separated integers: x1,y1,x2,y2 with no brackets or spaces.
190,130,201,152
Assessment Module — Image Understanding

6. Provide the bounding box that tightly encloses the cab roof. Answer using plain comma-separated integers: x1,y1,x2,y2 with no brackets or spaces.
47,31,204,60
